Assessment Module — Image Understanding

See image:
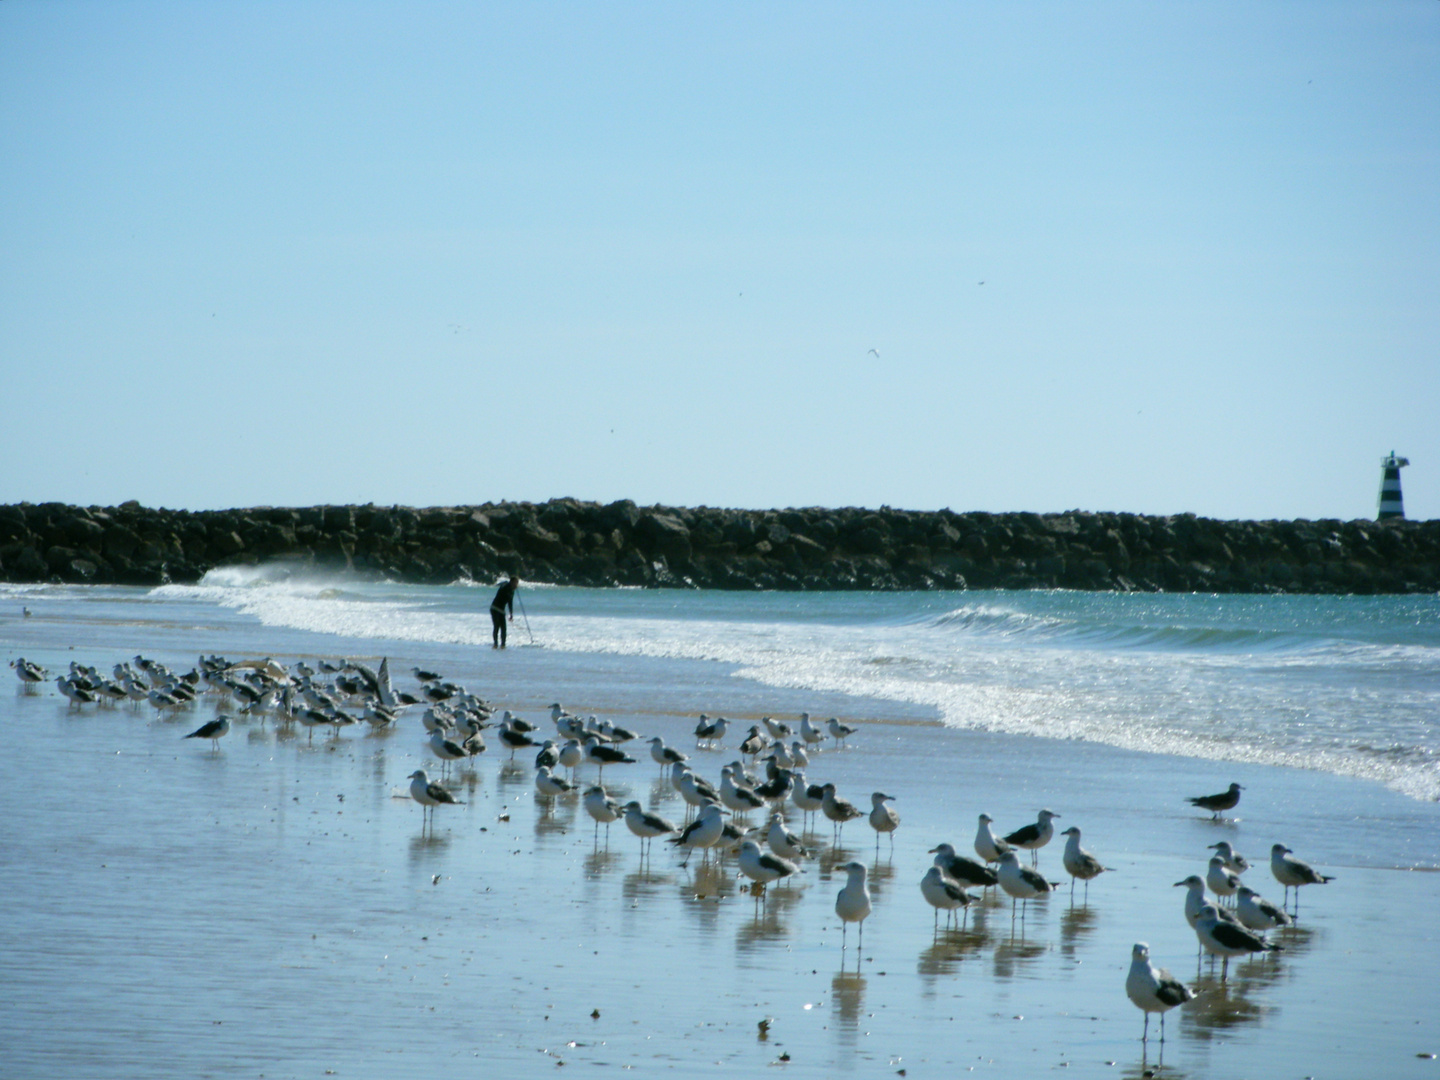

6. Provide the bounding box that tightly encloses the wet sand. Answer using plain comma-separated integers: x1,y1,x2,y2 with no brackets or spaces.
3,609,1439,1078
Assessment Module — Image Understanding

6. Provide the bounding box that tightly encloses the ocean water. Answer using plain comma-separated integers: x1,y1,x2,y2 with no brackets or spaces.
4,571,1440,1078
21,566,1435,801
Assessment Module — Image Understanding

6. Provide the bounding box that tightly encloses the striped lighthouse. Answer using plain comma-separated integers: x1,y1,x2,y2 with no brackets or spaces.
1377,452,1409,520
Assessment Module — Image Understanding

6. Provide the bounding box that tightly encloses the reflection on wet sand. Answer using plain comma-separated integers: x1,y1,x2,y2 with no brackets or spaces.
1120,1042,1191,1080
830,970,867,1042
992,934,1047,980
1059,903,1099,957
583,848,623,879
865,856,896,898
818,846,858,879
407,830,452,863
621,866,675,903
917,927,991,984
1181,974,1268,1039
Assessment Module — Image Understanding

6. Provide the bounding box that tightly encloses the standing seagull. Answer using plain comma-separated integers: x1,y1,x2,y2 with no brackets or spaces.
1193,903,1281,980
1269,843,1334,917
1059,826,1112,902
766,813,811,862
1208,840,1250,874
826,717,857,748
974,813,1011,866
583,785,624,843
669,803,727,868
1188,782,1243,820
737,839,800,895
621,801,679,860
1206,855,1242,906
1003,809,1060,867
835,861,872,953
184,714,231,750
1236,885,1294,932
920,865,974,931
868,792,900,853
1126,942,1196,1043
408,769,462,829
928,843,998,890
997,849,1056,919
821,783,864,843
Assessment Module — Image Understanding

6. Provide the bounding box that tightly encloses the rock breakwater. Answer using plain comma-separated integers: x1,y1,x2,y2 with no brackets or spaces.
1,499,1436,594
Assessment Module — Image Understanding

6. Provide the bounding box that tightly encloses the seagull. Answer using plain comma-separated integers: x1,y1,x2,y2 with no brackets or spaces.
720,766,766,816
928,843,999,889
1236,885,1294,932
1188,782,1243,820
1126,942,1196,1043
996,849,1057,919
920,865,975,931
498,724,537,758
534,765,575,801
820,783,864,842
408,768,462,828
835,861,872,952
798,712,826,747
766,813,811,861
1059,826,1112,902
584,737,636,779
693,714,728,748
557,739,584,779
621,801,679,858
739,726,769,759
791,770,825,827
868,792,899,853
412,666,442,683
534,739,560,770
1207,855,1242,906
669,803,727,867
679,768,721,813
1003,809,1060,866
974,813,1011,865
866,348,880,358
1209,840,1250,874
761,716,792,741
648,736,688,770
826,717,857,747
1270,843,1334,917
184,715,231,750
738,839,800,894
428,730,469,776
583,785,624,842
1194,903,1281,979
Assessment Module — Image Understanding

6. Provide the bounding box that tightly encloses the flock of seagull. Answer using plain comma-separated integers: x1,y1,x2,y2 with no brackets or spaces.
14,650,1337,1049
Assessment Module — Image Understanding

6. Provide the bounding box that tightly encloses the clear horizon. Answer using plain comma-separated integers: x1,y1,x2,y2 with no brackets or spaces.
2,2,1436,521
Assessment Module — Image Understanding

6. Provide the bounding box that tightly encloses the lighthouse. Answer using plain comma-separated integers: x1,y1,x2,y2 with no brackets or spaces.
1377,452,1409,520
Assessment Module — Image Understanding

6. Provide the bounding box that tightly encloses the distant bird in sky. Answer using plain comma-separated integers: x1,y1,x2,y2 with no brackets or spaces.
867,348,879,358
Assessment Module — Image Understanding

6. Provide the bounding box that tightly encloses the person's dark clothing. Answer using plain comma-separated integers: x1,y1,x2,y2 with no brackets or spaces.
491,580,518,647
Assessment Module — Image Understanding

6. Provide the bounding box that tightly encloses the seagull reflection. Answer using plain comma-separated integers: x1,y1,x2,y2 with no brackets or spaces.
865,857,896,898
496,761,528,787
917,927,990,985
992,936,1045,979
735,907,792,954
583,849,623,879
621,867,674,902
1059,904,1098,958
1180,975,1265,1038
407,830,451,862
830,971,866,1035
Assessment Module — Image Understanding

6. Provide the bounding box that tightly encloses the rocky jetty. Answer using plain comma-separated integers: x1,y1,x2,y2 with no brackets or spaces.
1,500,1436,594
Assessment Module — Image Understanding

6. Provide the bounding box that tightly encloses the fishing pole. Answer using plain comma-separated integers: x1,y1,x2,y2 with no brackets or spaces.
516,592,535,645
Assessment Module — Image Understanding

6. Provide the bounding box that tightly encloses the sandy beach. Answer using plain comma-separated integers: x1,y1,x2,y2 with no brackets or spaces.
3,590,1439,1079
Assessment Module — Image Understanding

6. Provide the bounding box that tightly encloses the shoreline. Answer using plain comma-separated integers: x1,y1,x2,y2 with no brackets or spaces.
3,498,1437,595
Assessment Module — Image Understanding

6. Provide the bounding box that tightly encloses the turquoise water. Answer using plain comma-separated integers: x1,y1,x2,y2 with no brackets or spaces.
12,570,1435,800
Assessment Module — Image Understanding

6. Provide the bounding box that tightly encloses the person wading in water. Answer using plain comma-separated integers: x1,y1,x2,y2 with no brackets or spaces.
490,575,519,649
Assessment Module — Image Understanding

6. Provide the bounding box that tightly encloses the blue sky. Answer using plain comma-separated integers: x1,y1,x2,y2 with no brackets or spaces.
2,2,1436,521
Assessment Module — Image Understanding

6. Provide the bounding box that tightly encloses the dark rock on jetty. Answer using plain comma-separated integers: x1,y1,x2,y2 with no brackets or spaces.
1,500,1436,594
